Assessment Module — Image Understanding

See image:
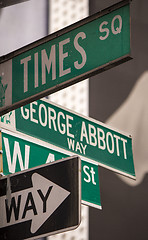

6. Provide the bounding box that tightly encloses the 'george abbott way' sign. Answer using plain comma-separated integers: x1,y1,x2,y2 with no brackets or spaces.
0,156,81,240
0,0,131,116
0,98,135,179
0,128,101,209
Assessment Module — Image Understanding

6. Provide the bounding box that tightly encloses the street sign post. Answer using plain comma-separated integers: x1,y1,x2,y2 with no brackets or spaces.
0,156,81,240
0,0,131,116
9,98,135,179
0,128,101,209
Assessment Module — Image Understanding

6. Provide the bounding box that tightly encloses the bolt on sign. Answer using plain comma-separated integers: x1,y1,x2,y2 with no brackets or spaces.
0,128,101,209
0,98,135,179
0,156,81,240
0,0,131,116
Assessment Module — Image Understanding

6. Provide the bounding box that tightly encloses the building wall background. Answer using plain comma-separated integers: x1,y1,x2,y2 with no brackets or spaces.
89,1,148,239
49,1,89,240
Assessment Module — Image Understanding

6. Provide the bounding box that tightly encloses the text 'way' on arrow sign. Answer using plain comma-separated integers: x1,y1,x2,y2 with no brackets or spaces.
0,173,70,233
0,156,81,240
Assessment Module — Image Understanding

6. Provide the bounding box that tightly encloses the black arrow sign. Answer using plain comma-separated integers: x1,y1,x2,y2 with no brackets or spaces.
0,156,81,240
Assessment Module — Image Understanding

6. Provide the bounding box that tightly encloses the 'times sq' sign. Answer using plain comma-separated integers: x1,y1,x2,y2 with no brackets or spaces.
0,0,131,115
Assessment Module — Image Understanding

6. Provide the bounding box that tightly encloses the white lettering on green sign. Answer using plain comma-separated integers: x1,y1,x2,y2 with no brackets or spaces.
20,32,87,93
20,100,128,160
99,14,122,40
2,130,101,210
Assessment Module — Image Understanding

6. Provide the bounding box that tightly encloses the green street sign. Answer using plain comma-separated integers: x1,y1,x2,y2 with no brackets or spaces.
0,0,131,116
0,128,101,209
0,98,135,179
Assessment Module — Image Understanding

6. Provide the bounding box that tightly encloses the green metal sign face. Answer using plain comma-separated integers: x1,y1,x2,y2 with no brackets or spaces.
0,1,131,116
13,99,135,179
0,129,101,209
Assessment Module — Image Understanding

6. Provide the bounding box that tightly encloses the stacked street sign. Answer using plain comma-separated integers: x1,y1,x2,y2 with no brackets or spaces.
0,95,135,209
0,1,136,239
0,128,101,209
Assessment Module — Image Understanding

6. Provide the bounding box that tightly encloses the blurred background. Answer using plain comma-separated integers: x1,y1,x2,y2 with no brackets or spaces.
0,0,148,239
89,1,148,240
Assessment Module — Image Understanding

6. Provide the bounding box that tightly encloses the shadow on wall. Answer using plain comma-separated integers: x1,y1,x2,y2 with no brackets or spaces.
106,71,148,186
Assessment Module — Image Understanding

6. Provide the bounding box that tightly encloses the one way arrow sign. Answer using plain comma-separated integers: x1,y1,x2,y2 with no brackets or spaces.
0,156,81,240
0,173,70,233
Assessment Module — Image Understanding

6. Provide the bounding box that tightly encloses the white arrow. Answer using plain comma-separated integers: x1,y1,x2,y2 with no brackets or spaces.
0,173,70,233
